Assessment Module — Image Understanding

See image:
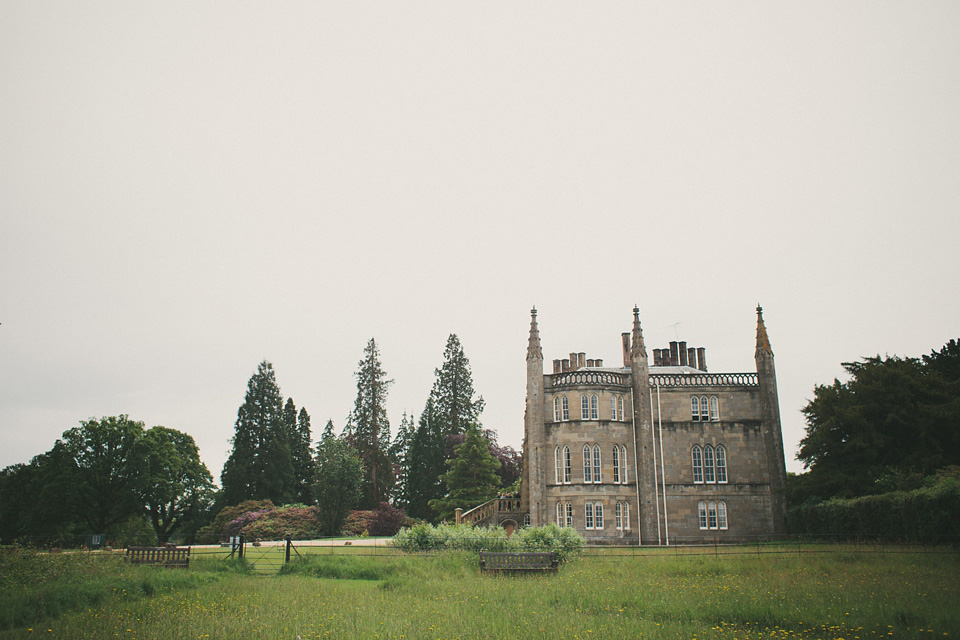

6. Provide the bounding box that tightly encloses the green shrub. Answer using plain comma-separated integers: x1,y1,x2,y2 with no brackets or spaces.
392,523,584,563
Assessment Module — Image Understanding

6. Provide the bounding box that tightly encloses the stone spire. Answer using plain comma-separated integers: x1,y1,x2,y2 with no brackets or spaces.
527,306,543,361
755,305,773,358
630,305,647,358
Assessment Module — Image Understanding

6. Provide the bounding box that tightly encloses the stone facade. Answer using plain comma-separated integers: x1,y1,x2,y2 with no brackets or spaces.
521,306,788,544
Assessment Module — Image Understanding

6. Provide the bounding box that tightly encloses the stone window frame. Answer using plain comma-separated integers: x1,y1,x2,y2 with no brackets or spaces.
585,502,594,529
523,513,531,527
553,397,562,422
590,394,599,420
692,395,721,422
715,445,728,484
581,395,589,420
562,396,569,421
612,445,621,484
698,501,708,529
618,396,625,421
692,445,704,483
691,396,701,421
563,446,572,483
622,501,630,530
710,396,720,421
592,444,602,483
708,501,718,529
554,446,562,483
620,445,629,483
704,445,716,483
615,502,623,530
717,501,728,529
610,395,618,421
555,446,572,484
583,444,592,483
556,502,563,526
594,501,604,530
565,502,573,528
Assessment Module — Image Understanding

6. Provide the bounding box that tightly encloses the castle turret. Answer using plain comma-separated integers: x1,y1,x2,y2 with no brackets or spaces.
522,307,547,525
755,305,788,534
629,306,658,542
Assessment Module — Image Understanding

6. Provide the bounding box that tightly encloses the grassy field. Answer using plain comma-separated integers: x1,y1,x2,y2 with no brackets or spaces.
1,545,958,639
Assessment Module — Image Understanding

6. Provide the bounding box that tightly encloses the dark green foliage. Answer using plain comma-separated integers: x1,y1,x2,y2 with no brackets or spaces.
221,361,297,505
429,424,501,521
314,436,364,536
404,400,446,521
429,334,484,438
343,339,394,508
292,407,315,503
368,502,407,536
392,523,585,564
139,427,215,544
788,467,960,542
388,411,415,508
796,341,960,502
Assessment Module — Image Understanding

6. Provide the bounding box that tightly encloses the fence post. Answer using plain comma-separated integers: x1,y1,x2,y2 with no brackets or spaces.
238,533,245,559
285,537,292,563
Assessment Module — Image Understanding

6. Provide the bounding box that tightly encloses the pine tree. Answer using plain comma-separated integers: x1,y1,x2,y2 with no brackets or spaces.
321,419,336,441
430,334,484,438
429,423,501,521
344,338,395,509
221,361,296,505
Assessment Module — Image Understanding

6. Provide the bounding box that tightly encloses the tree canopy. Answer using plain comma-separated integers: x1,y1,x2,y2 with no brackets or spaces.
795,339,960,502
429,424,501,521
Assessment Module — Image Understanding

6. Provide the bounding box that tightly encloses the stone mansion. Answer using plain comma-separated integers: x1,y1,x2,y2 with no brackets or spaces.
516,306,788,544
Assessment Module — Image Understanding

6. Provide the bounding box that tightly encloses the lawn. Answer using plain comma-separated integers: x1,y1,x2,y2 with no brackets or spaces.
1,546,957,639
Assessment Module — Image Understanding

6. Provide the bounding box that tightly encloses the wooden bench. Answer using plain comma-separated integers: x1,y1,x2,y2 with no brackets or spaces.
479,551,558,573
126,546,190,568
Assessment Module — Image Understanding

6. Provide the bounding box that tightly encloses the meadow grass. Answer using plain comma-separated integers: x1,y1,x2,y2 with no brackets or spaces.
1,546,957,639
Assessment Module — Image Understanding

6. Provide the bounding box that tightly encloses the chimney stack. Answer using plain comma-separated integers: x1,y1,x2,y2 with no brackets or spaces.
669,341,679,366
697,347,707,372
622,333,631,367
553,359,561,374
679,341,688,366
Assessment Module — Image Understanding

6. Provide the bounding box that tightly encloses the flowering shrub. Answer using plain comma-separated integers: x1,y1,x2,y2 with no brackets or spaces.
392,523,584,563
341,510,374,537
225,509,272,537
195,500,275,544
240,506,322,541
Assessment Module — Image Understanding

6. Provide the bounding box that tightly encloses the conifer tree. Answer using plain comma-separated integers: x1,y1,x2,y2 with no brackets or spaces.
388,411,415,508
283,401,314,504
404,399,446,520
321,419,335,441
430,334,484,437
344,338,395,509
221,361,296,505
429,423,501,521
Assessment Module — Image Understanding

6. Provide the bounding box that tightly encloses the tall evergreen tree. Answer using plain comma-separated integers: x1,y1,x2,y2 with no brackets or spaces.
389,411,415,508
321,419,336,441
221,361,296,505
428,423,501,521
314,432,363,537
344,338,395,509
291,407,315,503
404,399,446,521
430,334,484,437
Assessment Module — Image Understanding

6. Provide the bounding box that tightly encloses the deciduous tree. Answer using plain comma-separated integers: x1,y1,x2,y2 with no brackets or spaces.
313,435,363,536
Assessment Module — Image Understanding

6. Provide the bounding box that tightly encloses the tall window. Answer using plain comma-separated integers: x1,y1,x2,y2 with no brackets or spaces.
594,502,604,530
709,396,720,421
556,502,563,526
717,501,728,530
562,396,569,421
581,395,589,420
620,446,629,483
523,513,531,527
590,394,599,420
704,445,716,483
585,502,594,529
715,445,727,483
610,396,618,421
622,502,630,529
612,445,621,484
554,447,562,483
615,502,623,530
553,397,561,422
700,396,709,421
583,445,592,483
692,445,703,483
618,396,624,421
565,503,573,528
593,445,602,483
691,397,701,421
708,501,718,529
698,501,708,529
563,446,571,483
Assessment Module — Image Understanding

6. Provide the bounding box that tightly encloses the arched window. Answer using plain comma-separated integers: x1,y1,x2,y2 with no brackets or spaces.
704,445,716,483
593,444,602,483
610,396,617,421
523,513,531,527
563,446,571,483
556,502,563,526
553,397,561,422
708,501,718,529
715,445,727,483
700,396,709,421
565,503,573,528
615,502,623,530
562,396,569,421
621,446,629,483
554,447,562,483
717,501,728,530
709,396,720,421
583,445,592,483
692,445,704,483
612,445,621,484
585,502,594,529
618,396,624,421
698,501,708,530
594,502,604,530
623,502,630,530
691,397,701,421
581,395,589,420
590,394,599,420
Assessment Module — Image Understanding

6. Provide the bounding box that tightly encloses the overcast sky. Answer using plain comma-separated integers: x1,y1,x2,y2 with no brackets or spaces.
2,2,958,481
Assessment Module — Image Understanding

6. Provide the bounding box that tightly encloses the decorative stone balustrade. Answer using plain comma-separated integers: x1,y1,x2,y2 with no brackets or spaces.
548,371,629,388
649,372,758,387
